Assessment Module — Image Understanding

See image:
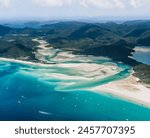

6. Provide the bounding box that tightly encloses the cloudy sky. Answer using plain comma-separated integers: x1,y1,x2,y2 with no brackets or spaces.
0,0,150,21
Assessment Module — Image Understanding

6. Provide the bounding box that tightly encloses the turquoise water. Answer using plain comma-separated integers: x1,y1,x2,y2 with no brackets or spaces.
0,60,150,121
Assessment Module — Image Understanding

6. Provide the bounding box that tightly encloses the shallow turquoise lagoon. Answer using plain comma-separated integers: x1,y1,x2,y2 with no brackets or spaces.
0,60,150,121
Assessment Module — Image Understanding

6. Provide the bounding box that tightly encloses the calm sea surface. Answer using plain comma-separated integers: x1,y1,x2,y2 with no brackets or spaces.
0,60,150,121
133,46,150,65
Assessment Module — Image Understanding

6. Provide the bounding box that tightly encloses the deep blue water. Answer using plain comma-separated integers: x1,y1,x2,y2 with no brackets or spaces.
0,60,150,121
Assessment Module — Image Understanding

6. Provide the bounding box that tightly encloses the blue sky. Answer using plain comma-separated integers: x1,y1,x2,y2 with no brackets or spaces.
0,0,150,21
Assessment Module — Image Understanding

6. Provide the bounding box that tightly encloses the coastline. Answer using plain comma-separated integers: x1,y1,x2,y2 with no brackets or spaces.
91,74,150,108
0,39,150,109
0,57,54,67
1,57,150,108
134,46,150,53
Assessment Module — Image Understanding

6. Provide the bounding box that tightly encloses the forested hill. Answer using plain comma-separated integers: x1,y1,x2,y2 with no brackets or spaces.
0,20,150,65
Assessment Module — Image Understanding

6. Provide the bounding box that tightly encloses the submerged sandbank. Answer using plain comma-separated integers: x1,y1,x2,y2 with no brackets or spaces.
0,38,150,108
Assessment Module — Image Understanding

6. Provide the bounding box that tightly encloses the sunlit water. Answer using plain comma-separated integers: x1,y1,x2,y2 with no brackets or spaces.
0,40,150,121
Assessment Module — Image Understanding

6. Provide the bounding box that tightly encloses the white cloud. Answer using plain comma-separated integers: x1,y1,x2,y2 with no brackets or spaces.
32,0,73,7
22,0,150,9
79,0,126,9
129,0,150,8
0,0,150,19
130,0,141,8
33,0,126,9
79,0,114,8
31,0,150,9
114,0,125,8
0,0,150,10
0,0,11,8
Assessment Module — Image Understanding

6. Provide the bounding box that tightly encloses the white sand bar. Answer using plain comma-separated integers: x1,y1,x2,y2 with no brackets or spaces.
91,75,150,107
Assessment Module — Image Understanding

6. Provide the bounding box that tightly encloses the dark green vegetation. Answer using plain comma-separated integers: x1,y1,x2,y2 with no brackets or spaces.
134,64,150,85
0,20,150,84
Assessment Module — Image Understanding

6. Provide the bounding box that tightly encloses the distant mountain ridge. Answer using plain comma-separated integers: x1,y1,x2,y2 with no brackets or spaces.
0,25,11,36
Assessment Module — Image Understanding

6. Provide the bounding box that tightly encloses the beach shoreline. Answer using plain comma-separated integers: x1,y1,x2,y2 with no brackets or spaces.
91,74,150,108
1,57,150,108
0,38,150,109
0,56,150,108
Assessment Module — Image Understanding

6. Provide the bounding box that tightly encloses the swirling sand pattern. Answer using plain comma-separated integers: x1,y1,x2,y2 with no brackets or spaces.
0,39,150,121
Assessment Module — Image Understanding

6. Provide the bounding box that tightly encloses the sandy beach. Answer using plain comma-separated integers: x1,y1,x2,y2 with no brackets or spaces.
134,47,150,53
91,74,150,107
1,57,150,108
0,57,54,67
1,38,150,108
